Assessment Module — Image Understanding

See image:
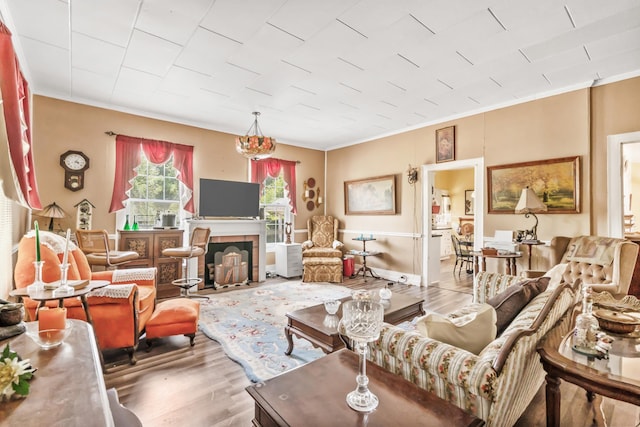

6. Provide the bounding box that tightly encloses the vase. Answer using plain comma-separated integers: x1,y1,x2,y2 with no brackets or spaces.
27,261,45,293
341,299,384,412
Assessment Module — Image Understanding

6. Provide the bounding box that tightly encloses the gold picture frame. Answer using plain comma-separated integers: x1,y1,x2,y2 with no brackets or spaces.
436,126,455,163
344,175,396,215
487,156,581,214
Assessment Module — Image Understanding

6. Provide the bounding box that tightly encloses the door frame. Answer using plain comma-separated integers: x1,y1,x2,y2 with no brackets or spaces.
607,131,640,237
422,157,484,286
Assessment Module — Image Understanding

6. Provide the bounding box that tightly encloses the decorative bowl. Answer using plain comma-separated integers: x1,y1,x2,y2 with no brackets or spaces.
25,321,72,349
593,309,640,334
0,303,24,326
324,300,341,315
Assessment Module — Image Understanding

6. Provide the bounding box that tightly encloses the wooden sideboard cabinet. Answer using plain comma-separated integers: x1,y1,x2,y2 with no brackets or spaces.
118,229,184,299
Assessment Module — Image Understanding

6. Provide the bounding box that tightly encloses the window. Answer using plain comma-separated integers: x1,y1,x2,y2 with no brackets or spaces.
125,153,182,228
261,173,292,247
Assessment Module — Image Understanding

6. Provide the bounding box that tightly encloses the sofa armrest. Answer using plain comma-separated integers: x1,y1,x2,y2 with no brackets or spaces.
368,324,497,401
473,271,522,303
92,267,157,288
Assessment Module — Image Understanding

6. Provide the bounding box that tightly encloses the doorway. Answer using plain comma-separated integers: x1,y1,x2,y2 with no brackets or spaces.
607,131,640,237
422,157,484,286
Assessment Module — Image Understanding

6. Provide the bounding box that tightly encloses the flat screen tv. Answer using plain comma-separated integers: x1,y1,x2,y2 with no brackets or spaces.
199,178,260,218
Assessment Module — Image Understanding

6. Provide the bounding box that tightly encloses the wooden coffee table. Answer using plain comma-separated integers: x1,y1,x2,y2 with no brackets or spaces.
246,348,484,426
284,292,424,355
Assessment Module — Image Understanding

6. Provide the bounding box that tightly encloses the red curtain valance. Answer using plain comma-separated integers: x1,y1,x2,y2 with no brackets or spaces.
0,21,41,209
109,135,194,213
251,158,297,214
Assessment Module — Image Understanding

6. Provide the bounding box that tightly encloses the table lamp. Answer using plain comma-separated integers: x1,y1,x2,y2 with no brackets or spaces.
515,187,547,242
40,202,67,231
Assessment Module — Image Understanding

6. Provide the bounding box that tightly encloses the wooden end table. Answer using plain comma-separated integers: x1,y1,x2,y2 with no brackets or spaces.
537,304,640,426
10,280,110,323
472,251,522,275
246,348,484,426
284,292,424,355
350,236,381,280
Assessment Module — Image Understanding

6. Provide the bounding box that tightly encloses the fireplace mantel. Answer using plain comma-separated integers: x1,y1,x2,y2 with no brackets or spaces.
188,219,266,282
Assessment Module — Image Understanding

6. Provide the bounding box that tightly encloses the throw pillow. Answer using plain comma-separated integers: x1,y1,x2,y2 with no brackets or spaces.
415,303,497,355
544,263,568,290
487,277,550,335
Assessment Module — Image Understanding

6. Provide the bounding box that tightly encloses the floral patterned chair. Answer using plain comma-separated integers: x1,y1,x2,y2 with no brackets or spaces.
301,215,344,283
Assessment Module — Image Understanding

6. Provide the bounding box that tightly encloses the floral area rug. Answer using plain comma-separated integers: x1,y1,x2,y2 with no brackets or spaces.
198,281,352,383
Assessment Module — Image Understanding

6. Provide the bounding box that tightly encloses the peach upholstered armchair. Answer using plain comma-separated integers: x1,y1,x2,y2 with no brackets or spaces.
14,230,157,364
301,215,344,283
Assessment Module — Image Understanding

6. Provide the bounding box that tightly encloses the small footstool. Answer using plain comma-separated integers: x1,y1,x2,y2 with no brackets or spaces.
146,298,200,350
302,257,343,283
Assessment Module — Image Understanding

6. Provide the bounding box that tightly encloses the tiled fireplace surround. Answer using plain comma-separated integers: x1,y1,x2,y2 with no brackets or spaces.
188,219,267,283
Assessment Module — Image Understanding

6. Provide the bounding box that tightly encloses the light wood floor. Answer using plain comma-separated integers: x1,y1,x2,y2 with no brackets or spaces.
104,259,639,426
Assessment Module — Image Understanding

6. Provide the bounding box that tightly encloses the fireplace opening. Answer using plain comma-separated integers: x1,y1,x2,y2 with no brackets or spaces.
205,241,253,288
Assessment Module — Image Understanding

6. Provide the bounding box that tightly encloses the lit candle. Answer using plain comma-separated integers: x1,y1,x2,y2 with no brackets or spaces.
34,220,41,262
62,228,70,267
38,307,67,331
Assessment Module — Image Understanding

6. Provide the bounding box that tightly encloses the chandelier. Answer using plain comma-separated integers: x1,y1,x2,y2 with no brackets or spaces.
235,111,276,160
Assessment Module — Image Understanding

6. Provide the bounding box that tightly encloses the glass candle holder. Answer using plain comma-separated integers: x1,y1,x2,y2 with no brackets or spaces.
341,299,384,413
27,261,45,293
53,263,74,296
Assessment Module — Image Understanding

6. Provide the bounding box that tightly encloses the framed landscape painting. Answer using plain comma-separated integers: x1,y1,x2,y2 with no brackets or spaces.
344,175,396,215
487,156,581,214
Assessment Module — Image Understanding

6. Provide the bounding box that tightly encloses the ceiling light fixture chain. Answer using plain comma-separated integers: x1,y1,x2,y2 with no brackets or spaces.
235,111,276,160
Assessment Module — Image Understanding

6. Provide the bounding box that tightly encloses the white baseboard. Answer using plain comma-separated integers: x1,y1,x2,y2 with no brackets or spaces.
352,265,421,286
269,262,422,286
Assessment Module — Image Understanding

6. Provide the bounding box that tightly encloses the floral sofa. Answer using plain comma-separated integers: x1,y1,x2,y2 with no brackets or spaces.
368,272,575,427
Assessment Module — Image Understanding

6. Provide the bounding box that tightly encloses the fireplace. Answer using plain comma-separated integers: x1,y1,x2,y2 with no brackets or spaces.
205,241,253,288
188,219,267,283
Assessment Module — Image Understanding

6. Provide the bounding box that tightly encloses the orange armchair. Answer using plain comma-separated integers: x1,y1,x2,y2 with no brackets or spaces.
14,231,157,363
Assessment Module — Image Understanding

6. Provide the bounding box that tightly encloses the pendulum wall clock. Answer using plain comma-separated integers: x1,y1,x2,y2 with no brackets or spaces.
60,150,90,191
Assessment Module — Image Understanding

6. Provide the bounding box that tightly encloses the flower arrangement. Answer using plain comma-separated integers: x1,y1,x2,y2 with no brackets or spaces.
0,344,35,401
235,135,276,160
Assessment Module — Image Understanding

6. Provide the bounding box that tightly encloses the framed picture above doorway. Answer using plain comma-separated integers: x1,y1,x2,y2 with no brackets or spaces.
436,126,455,163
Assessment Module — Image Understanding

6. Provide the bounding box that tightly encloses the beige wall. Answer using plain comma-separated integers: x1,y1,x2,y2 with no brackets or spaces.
591,77,640,235
31,96,325,239
326,82,640,278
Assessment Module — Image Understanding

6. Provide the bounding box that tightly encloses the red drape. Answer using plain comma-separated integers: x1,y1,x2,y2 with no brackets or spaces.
0,21,41,209
251,158,297,214
109,135,194,213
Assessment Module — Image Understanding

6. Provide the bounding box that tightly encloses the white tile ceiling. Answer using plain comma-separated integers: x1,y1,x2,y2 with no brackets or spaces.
1,0,639,150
